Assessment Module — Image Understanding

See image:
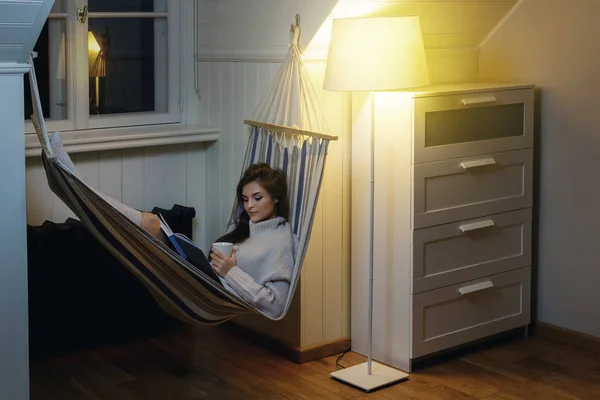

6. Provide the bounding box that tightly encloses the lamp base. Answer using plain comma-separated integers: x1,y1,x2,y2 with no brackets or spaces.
330,361,409,392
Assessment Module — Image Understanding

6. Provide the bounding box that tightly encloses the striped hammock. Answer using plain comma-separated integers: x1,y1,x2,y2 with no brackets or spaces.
26,21,337,325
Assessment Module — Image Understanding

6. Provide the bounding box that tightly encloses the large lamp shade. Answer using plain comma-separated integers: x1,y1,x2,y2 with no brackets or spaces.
323,16,430,91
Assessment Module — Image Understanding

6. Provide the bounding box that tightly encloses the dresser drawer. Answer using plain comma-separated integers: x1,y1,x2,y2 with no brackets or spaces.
413,149,533,228
413,88,534,163
412,209,531,294
412,267,531,358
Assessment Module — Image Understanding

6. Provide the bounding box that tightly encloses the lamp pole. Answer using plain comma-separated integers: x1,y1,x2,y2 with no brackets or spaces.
367,92,375,375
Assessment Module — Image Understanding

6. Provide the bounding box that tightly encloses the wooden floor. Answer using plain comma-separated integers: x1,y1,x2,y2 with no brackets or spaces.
30,324,600,400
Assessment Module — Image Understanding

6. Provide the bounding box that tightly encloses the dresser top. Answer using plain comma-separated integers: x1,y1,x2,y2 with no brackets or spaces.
392,82,534,97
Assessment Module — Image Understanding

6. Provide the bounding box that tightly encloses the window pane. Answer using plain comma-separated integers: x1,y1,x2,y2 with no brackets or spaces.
88,18,168,116
424,104,525,147
88,0,167,13
24,20,68,121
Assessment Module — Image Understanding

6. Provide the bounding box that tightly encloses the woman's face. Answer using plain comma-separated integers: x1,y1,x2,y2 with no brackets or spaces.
242,181,277,223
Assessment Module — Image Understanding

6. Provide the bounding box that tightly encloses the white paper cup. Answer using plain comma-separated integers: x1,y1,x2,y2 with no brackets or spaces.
212,242,233,257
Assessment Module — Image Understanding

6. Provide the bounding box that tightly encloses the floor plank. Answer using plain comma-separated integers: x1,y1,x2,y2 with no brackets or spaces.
30,324,600,400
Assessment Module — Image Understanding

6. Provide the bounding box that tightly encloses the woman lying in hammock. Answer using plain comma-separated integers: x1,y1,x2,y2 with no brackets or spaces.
141,163,297,319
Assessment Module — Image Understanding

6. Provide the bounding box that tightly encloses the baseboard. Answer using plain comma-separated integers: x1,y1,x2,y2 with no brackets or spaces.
295,337,351,364
535,322,600,354
221,322,350,364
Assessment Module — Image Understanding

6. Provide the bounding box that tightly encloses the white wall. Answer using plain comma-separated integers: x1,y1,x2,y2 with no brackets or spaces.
0,66,30,400
197,0,353,348
26,144,212,248
198,58,352,347
479,0,600,337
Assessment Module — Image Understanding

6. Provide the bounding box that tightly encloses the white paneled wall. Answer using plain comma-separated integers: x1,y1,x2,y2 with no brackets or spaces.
199,61,281,237
196,0,337,59
198,59,352,347
25,143,212,249
200,60,303,344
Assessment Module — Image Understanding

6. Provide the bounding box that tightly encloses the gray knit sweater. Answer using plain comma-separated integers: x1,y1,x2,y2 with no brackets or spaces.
220,216,297,318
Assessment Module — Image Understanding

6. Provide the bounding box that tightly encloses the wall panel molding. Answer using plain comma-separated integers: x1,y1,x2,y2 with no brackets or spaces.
26,143,212,248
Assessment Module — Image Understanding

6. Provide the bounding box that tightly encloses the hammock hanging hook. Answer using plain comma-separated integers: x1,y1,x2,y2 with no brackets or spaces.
289,14,301,48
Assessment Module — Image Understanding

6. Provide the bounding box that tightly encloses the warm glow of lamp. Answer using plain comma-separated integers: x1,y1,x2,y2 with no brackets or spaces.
324,16,429,393
88,31,101,53
88,31,106,115
324,16,429,91
87,31,105,78
303,1,390,58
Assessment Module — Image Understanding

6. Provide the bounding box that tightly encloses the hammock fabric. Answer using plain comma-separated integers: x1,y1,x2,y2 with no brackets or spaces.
26,21,337,325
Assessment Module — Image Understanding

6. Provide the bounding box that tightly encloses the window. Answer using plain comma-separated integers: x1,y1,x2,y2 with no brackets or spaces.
25,0,180,134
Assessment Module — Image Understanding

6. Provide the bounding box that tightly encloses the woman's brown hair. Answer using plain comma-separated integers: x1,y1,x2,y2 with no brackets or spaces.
215,163,289,244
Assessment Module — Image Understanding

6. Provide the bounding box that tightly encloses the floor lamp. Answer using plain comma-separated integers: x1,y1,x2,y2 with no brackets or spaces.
323,16,430,392
88,31,106,115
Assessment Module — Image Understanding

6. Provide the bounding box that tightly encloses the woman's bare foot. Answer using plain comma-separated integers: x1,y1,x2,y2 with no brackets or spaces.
140,212,164,241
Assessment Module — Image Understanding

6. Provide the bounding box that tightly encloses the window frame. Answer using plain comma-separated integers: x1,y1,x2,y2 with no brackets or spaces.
25,0,182,136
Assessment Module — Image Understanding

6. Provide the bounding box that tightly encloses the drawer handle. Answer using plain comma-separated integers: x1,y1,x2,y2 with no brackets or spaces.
459,280,494,295
459,219,495,233
461,96,497,106
460,157,496,169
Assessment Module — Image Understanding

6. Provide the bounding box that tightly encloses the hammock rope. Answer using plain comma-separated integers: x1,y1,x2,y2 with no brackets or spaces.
27,18,337,325
244,22,335,141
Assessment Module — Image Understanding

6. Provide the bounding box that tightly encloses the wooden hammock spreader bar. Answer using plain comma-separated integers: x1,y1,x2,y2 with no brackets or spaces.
244,120,338,141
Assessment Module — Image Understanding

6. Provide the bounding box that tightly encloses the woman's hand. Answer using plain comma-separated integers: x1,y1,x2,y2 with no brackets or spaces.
210,248,237,277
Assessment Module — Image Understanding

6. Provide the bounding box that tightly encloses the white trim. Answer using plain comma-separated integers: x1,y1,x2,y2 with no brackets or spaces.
87,111,180,129
479,0,526,48
72,0,87,130
196,46,289,63
25,112,74,134
192,0,200,99
86,2,181,128
88,12,169,18
154,0,168,114
0,63,30,74
48,18,67,120
181,0,201,126
197,47,481,64
27,0,183,134
196,47,332,63
25,123,219,157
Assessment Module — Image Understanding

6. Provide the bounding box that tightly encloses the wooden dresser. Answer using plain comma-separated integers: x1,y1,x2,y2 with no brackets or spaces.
350,83,535,372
